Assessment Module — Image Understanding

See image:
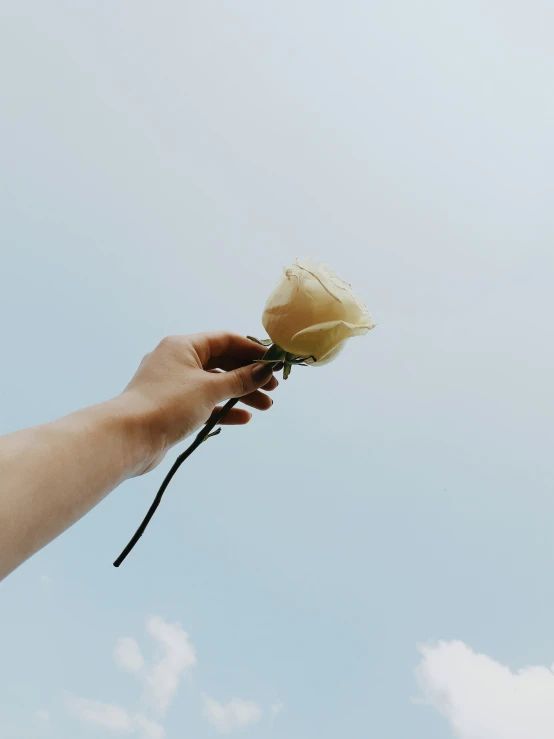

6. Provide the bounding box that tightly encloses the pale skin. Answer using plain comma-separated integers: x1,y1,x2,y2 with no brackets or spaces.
0,332,277,581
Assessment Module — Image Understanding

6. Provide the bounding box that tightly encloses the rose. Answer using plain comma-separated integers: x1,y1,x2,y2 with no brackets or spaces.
116,258,375,565
261,258,375,365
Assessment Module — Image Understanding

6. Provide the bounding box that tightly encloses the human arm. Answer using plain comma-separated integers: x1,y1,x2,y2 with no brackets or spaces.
0,332,276,580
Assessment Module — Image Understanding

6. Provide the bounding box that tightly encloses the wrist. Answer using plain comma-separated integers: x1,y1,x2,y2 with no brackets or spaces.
104,392,166,477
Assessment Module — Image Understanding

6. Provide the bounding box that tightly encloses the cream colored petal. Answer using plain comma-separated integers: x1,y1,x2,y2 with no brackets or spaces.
295,259,343,303
262,264,346,352
290,319,374,360
306,341,346,366
261,269,302,351
298,258,373,325
262,258,375,356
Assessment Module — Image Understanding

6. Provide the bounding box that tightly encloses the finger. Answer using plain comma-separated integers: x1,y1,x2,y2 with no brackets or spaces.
193,332,267,368
206,354,266,371
209,406,253,425
259,374,279,391
238,389,273,411
208,362,274,403
207,370,276,409
207,369,279,392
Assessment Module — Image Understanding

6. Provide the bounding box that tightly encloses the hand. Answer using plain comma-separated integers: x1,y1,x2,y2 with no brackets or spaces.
121,332,278,474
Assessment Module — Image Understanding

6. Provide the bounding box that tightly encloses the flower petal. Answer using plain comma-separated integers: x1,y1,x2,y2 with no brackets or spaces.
305,341,346,366
290,319,375,360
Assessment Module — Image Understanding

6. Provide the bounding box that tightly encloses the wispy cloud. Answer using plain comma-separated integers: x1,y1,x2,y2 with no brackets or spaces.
132,714,165,739
114,618,196,716
115,637,144,674
203,695,262,733
67,697,164,739
143,617,197,716
67,617,195,738
35,709,50,725
68,617,268,737
67,697,134,732
416,639,554,738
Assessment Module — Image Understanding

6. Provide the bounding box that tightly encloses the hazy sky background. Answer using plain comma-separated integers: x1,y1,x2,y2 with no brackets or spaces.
2,1,554,738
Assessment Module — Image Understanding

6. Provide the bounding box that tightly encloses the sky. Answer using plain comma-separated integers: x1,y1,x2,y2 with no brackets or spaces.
1,1,554,737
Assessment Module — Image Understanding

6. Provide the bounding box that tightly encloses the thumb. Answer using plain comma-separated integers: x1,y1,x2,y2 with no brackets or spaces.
209,362,274,403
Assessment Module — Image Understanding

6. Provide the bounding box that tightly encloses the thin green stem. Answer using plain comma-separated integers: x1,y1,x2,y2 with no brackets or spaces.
113,342,283,568
113,397,238,567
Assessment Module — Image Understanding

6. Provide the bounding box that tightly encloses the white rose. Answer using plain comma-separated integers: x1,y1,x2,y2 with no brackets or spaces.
262,258,375,365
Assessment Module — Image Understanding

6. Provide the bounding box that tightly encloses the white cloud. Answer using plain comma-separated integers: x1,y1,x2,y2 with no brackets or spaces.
35,709,50,725
143,617,197,716
68,697,164,739
133,715,165,739
65,616,273,739
68,697,133,732
66,616,196,739
115,637,144,674
203,695,262,733
416,640,554,739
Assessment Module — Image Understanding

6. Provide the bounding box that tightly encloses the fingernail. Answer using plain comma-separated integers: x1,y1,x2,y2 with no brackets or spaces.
252,363,273,383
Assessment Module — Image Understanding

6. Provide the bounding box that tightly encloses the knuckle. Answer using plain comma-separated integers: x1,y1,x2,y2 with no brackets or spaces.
157,335,182,352
194,334,211,357
157,335,173,350
234,370,249,397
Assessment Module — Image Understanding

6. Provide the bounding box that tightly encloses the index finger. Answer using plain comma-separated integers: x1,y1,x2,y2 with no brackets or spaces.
192,331,267,368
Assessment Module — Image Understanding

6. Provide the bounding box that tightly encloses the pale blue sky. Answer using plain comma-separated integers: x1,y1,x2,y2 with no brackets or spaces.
2,2,554,738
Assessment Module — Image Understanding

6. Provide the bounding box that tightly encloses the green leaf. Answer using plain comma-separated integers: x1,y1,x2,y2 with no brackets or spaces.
203,428,222,442
285,352,316,365
283,361,292,380
262,344,286,362
247,336,273,347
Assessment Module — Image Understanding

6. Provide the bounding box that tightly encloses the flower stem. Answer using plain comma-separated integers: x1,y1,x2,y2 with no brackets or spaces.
112,397,239,567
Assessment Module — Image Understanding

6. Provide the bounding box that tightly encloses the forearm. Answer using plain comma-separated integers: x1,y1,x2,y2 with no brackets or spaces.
0,395,150,580
0,332,277,580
